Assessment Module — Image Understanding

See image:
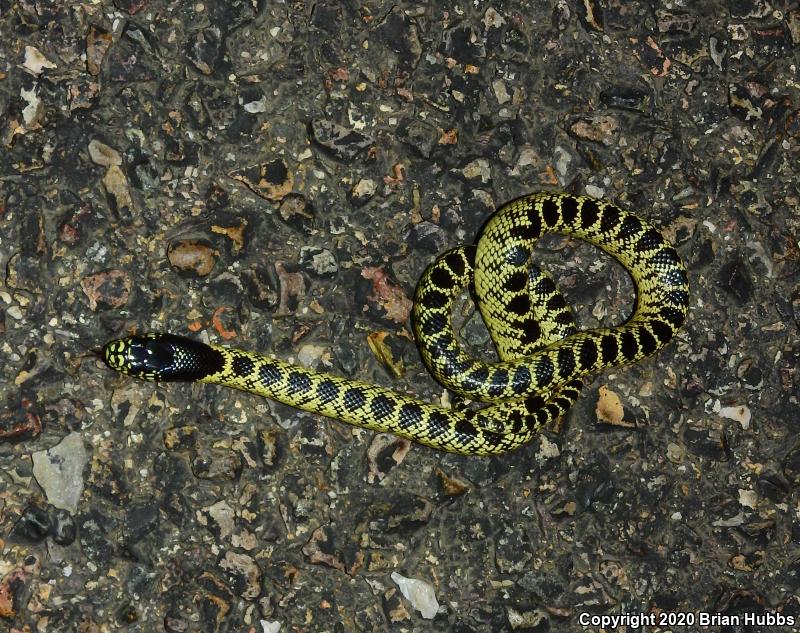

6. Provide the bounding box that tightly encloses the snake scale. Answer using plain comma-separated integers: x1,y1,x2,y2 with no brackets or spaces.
103,192,689,455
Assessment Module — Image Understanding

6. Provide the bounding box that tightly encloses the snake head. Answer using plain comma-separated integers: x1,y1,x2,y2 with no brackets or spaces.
102,334,172,381
102,333,224,382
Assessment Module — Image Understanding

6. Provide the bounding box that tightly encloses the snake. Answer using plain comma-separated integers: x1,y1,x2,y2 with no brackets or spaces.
102,192,689,455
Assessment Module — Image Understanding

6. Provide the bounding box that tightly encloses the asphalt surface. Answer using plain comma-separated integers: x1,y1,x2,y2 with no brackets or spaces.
1,1,799,632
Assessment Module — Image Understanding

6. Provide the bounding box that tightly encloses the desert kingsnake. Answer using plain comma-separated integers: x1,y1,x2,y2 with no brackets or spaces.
103,192,689,455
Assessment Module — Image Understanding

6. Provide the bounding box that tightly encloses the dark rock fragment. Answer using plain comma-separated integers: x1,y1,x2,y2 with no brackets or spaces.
576,0,604,32
218,551,262,599
407,221,448,254
683,426,729,461
574,454,614,510
187,27,222,76
310,2,341,34
125,500,160,544
78,511,116,565
729,0,772,20
383,587,412,623
231,159,294,201
6,253,43,293
51,508,77,545
442,25,486,64
718,256,754,304
191,449,243,481
366,492,433,536
242,265,280,310
737,358,763,389
161,490,191,529
302,524,364,575
198,593,230,631
378,7,422,67
277,193,315,234
656,10,697,35
13,504,51,542
116,602,139,625
106,26,156,82
310,120,374,161
398,118,439,158
113,0,149,15
495,521,532,573
693,238,715,267
783,441,800,486
599,86,649,112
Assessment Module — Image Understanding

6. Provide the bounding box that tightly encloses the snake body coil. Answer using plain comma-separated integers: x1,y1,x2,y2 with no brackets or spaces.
103,193,689,455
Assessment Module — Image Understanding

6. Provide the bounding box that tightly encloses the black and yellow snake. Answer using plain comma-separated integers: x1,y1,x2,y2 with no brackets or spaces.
103,192,689,455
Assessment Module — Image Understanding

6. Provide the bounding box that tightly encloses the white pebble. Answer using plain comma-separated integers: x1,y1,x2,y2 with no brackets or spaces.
585,184,605,198
717,404,751,429
738,489,758,509
23,45,56,75
391,572,439,619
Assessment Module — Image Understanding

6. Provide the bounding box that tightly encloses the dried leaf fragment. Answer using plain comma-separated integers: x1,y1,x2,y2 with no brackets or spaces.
167,240,217,276
361,267,413,324
366,331,405,378
80,269,132,310
595,385,634,427
86,26,113,76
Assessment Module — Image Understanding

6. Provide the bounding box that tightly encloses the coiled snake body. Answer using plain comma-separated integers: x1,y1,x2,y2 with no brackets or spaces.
103,193,689,455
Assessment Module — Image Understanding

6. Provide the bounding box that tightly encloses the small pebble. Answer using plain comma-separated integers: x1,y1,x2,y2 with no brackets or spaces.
23,45,57,75
167,240,217,276
31,432,88,513
349,178,377,205
298,246,337,277
390,572,439,619
87,139,122,167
